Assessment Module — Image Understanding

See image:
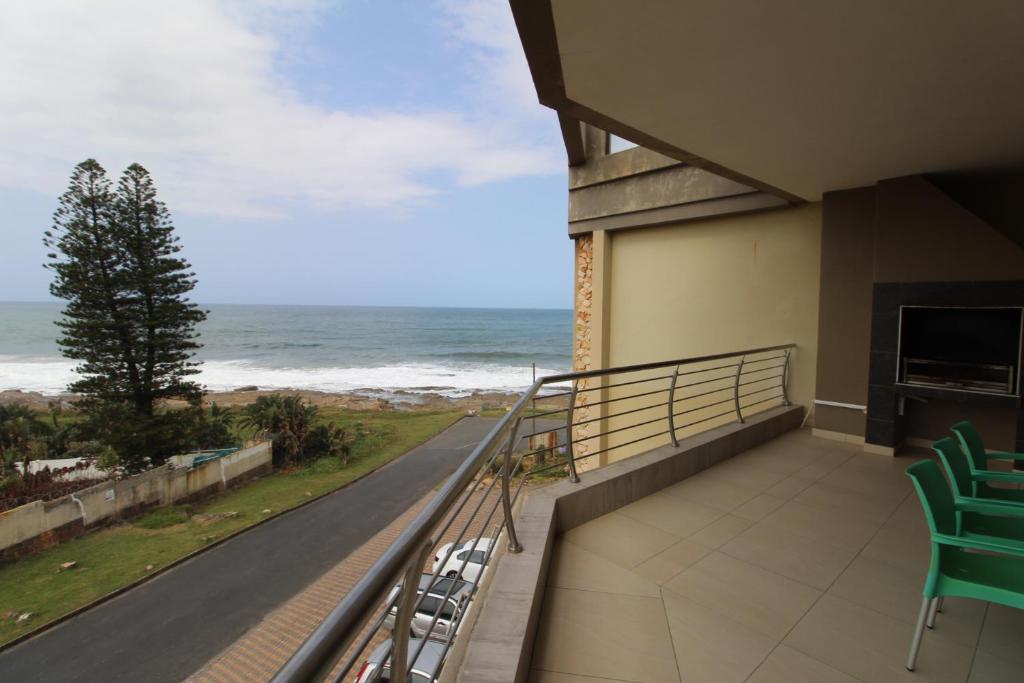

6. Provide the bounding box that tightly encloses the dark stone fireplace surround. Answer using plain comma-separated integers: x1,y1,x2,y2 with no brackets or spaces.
867,281,1024,451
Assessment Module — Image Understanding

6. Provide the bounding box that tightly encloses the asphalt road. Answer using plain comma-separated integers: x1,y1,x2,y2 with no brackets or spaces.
0,416,563,683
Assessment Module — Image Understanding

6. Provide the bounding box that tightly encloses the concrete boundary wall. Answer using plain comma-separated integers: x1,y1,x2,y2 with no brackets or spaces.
455,405,803,683
0,442,271,561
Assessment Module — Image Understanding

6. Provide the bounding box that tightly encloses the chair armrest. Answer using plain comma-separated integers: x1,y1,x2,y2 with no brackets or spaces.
934,531,1024,557
972,470,1024,484
986,450,1024,461
956,497,1024,517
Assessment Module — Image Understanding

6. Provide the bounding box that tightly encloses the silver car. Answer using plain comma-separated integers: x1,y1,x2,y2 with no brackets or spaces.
354,637,445,683
382,573,473,641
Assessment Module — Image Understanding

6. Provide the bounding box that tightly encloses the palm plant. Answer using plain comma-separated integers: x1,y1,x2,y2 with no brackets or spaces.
0,403,51,475
240,395,318,467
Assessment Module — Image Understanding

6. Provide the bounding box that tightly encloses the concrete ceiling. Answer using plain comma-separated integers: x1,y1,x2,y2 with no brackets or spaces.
541,0,1024,201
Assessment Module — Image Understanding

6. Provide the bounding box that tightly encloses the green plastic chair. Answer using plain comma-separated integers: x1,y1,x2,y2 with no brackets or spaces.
950,421,1024,502
932,438,1024,540
904,460,1024,671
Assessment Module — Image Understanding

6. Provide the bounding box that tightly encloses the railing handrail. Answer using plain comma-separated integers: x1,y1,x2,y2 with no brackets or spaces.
270,343,795,682
540,343,794,383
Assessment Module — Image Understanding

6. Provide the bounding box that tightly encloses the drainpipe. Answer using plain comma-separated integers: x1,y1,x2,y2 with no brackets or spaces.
70,492,87,525
219,457,227,488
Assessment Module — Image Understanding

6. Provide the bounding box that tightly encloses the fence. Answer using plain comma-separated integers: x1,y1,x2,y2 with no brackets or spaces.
0,442,271,560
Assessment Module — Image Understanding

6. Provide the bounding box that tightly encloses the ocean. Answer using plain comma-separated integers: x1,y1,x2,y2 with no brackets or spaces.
0,302,572,398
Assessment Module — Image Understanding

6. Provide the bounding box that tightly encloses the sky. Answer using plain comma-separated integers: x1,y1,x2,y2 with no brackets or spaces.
0,0,571,309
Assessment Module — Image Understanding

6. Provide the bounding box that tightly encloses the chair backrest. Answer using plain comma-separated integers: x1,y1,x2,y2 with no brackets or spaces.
933,437,976,499
951,421,987,473
905,460,958,536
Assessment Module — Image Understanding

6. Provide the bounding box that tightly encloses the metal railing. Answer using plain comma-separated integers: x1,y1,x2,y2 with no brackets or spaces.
270,344,793,683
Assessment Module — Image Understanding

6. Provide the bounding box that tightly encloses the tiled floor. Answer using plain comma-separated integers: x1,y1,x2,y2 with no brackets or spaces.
530,429,1024,683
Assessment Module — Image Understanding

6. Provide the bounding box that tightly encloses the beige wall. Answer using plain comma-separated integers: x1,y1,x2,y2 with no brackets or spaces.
594,203,821,460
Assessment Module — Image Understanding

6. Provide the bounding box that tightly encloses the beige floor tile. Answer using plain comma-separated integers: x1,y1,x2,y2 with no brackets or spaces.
977,603,1024,665
968,650,1022,683
761,500,882,550
633,539,710,585
796,451,857,481
548,539,660,597
662,589,777,683
828,555,985,648
721,521,858,590
747,644,861,683
529,671,633,683
663,472,760,511
701,458,787,490
562,511,678,569
688,514,753,548
532,587,680,683
765,475,816,500
730,446,818,476
860,522,930,574
617,489,723,538
734,492,787,521
886,493,929,534
821,456,913,502
794,481,902,523
664,551,821,639
784,594,974,683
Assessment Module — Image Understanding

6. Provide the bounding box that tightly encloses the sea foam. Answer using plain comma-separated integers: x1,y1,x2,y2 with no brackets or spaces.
0,355,567,398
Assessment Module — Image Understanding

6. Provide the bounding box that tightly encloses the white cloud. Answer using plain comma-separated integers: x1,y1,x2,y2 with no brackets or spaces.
0,0,559,218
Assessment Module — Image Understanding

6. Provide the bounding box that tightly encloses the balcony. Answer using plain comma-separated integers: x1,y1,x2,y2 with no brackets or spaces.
529,428,1019,683
259,346,1022,683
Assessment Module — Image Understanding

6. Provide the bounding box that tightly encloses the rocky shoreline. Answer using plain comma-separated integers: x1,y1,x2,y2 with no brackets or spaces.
0,386,548,414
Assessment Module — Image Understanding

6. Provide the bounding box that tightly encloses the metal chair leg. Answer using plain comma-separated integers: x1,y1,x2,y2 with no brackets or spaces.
936,596,944,613
907,597,933,671
926,597,939,629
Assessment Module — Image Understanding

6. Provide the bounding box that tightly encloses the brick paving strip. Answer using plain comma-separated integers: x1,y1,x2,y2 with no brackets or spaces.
189,483,498,683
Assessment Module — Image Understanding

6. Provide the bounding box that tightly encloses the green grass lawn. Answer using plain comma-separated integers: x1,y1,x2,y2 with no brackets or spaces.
0,408,461,646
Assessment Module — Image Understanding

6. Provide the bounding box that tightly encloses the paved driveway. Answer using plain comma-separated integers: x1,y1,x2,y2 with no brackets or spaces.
0,416,563,683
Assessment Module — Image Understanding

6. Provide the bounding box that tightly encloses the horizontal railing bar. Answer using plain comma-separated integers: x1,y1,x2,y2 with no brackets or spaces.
738,385,783,401
577,385,670,410
736,373,784,388
573,429,672,462
571,399,671,428
540,344,794,383
738,362,786,375
517,425,564,441
674,360,742,377
671,383,734,403
569,412,669,446
737,354,787,365
519,406,569,420
677,407,739,430
674,371,738,391
530,391,572,402
742,393,785,409
573,373,674,394
671,395,735,418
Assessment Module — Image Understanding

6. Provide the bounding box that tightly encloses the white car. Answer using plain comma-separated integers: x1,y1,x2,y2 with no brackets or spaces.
430,538,493,583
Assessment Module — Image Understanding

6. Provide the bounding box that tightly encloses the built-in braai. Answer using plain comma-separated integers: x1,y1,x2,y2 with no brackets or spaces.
897,306,1023,396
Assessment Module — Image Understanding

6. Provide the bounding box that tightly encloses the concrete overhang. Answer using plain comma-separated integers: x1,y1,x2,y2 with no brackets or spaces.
512,0,1024,202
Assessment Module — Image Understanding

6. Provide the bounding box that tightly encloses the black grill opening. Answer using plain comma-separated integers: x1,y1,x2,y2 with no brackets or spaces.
897,306,1023,395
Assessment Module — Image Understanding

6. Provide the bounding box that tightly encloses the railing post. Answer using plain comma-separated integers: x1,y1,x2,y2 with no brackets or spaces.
502,418,524,553
733,355,747,423
565,379,581,483
667,366,680,447
391,541,432,683
781,349,792,406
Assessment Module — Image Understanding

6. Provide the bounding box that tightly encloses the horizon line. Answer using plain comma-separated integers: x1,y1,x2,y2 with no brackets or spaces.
0,299,573,313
